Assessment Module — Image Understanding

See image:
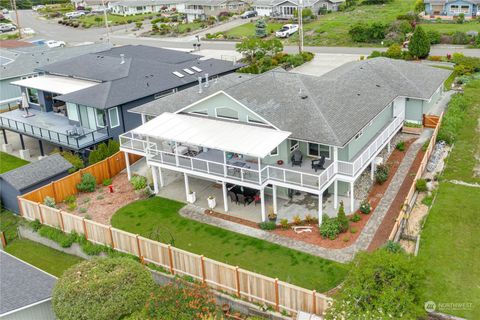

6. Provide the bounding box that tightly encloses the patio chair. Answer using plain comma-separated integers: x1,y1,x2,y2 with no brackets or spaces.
291,150,303,167
311,155,326,172
237,194,247,206
228,191,238,204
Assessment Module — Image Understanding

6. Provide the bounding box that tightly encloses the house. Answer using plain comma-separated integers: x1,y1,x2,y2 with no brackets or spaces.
120,58,450,223
0,154,73,213
181,0,249,22
253,0,344,18
0,251,57,320
108,0,185,15
0,45,242,156
0,43,111,112
71,0,109,10
424,0,479,17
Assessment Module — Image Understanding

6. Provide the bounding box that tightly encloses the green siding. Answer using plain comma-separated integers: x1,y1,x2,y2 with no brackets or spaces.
423,86,442,114
406,98,424,123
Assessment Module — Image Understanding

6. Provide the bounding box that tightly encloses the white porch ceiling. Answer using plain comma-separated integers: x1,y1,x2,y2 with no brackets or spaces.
11,75,99,95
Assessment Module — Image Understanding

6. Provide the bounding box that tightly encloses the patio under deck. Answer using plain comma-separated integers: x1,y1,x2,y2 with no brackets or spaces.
0,109,108,150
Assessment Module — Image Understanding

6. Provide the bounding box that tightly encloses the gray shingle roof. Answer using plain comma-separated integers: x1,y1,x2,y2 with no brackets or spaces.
0,251,56,316
0,43,112,80
0,154,73,190
40,45,242,109
130,58,451,147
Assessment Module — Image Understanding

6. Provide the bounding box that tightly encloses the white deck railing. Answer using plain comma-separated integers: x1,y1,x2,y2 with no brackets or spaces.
337,112,405,177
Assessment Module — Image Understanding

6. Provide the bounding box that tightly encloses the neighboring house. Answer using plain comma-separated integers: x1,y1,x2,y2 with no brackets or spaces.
181,0,249,22
0,45,242,154
72,0,108,10
424,0,479,17
0,251,57,320
108,0,185,15
253,0,344,17
120,58,450,223
0,43,112,112
0,154,73,214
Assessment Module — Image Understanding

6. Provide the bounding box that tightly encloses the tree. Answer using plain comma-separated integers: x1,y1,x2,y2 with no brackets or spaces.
414,0,425,13
255,18,267,38
385,44,403,59
326,249,426,319
408,26,430,59
336,201,349,233
345,0,358,8
261,38,283,56
52,258,155,320
236,37,262,62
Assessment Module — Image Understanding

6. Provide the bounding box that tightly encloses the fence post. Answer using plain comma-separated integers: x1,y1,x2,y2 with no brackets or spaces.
167,245,174,275
0,232,6,249
274,278,279,312
58,210,65,231
37,203,44,224
17,196,23,217
312,290,317,314
235,266,240,297
109,227,115,248
200,255,206,283
82,218,88,240
51,182,58,202
136,234,142,259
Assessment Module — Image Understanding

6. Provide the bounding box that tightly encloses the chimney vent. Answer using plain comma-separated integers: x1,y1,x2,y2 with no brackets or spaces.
198,77,203,94
120,54,125,64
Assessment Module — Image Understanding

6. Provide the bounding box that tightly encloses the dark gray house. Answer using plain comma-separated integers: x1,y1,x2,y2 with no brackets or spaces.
0,251,57,320
0,154,73,213
0,45,242,155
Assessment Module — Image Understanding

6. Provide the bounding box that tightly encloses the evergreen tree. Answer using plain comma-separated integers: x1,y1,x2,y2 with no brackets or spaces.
408,26,430,59
255,19,267,38
337,201,349,233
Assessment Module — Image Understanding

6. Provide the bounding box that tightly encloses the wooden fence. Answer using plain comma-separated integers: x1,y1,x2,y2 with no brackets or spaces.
17,197,331,315
22,152,142,204
423,114,441,129
388,112,444,241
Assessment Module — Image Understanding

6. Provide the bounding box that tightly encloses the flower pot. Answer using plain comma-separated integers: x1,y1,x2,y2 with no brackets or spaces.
187,192,196,204
207,197,216,210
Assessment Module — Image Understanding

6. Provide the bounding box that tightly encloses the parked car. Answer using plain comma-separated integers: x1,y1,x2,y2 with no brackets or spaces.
21,27,35,35
275,24,298,38
2,8,9,14
45,40,66,48
32,5,45,11
65,11,85,18
241,10,257,19
0,23,16,33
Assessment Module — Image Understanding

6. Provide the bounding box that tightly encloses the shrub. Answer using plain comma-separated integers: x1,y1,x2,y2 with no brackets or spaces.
44,196,56,208
385,44,403,59
79,207,87,214
258,221,276,230
103,178,112,186
280,218,289,229
319,215,340,240
350,213,361,222
292,214,302,225
350,226,357,234
77,173,96,192
30,219,42,232
78,236,107,255
130,175,147,190
359,200,372,214
452,31,468,45
67,202,77,211
426,30,441,45
55,151,84,173
52,258,155,320
409,26,430,59
38,226,78,248
349,22,387,43
437,93,469,144
396,141,405,151
375,164,389,185
336,201,349,233
64,195,76,205
304,214,315,223
415,178,428,192
383,240,404,253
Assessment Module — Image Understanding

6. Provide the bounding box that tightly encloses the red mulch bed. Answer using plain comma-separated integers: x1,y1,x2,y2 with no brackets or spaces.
205,139,416,250
367,144,426,251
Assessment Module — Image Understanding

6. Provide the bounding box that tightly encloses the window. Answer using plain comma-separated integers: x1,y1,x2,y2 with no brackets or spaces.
247,116,266,125
190,110,208,116
26,88,39,104
269,147,278,156
290,139,299,152
308,143,330,159
216,107,238,120
108,107,120,128
66,102,79,122
96,109,105,127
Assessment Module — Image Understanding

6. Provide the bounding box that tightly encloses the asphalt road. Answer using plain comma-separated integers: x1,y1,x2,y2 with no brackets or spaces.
11,9,480,57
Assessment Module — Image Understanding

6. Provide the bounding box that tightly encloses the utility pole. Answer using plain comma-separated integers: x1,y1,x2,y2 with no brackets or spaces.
101,0,110,43
298,0,303,53
12,0,21,38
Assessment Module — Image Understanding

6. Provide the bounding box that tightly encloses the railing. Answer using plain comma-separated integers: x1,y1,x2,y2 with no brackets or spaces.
182,8,204,14
0,97,20,113
337,112,405,177
119,132,155,154
0,116,109,149
265,162,335,191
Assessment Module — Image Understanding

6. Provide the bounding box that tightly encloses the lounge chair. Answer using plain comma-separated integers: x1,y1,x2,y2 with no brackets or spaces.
228,191,238,204
291,150,303,167
237,194,247,206
311,155,326,172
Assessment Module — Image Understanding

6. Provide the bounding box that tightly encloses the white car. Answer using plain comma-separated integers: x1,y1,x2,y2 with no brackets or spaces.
45,40,66,48
32,5,45,11
0,23,16,33
21,27,35,35
275,24,299,38
65,11,85,18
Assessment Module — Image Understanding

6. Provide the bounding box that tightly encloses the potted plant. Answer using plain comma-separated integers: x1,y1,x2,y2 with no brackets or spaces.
268,210,277,222
402,121,423,135
207,195,216,210
186,190,196,204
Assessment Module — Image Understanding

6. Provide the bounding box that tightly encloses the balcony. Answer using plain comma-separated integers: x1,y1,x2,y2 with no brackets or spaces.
0,109,109,150
182,8,204,14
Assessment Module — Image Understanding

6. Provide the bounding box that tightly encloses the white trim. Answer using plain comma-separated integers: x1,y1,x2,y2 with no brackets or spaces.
189,110,209,116
95,108,106,128
214,106,240,121
108,107,120,128
307,142,331,160
269,146,279,156
289,139,299,152
247,115,268,126
0,297,53,317
26,88,40,106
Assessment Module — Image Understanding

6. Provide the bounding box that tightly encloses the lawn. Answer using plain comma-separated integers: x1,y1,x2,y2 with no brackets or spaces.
419,22,480,34
0,151,29,174
111,197,348,292
177,22,204,33
0,211,21,243
79,13,153,26
224,21,284,38
5,239,83,277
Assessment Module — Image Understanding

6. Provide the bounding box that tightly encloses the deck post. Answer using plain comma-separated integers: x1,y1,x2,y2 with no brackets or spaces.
38,140,44,157
350,181,355,214
2,129,7,144
260,188,266,222
333,147,338,173
158,167,164,187
184,173,190,200
19,134,25,150
125,152,131,180
151,166,159,194
370,160,375,180
222,181,228,212
272,185,277,214
333,180,338,210
318,191,323,226
223,151,227,177
174,142,179,166
141,114,146,124
387,141,391,153
257,157,262,184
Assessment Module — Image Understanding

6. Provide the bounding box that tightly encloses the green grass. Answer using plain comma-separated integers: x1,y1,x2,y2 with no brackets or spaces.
418,183,480,318
0,211,21,243
432,65,456,89
79,13,153,26
177,22,204,33
0,151,29,174
419,22,480,34
5,239,83,277
442,80,480,183
224,22,284,38
111,197,348,292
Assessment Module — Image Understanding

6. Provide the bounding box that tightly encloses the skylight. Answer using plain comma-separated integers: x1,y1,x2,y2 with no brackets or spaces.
183,68,194,75
172,71,184,78
191,66,202,72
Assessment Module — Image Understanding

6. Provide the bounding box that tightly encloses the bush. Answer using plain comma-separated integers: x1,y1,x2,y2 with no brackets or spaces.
292,214,302,225
280,218,289,229
409,26,430,59
415,178,428,192
44,196,56,208
375,164,389,185
78,236,108,255
64,195,76,205
52,258,155,320
38,225,78,248
359,200,372,214
30,219,42,232
336,201,349,233
437,93,469,144
349,22,387,43
319,215,340,240
350,213,361,222
55,151,84,173
350,226,357,233
258,221,276,230
426,30,441,44
77,173,96,192
103,178,112,186
304,213,315,223
396,140,405,151
385,44,403,59
130,175,147,190
452,31,468,45
383,240,404,253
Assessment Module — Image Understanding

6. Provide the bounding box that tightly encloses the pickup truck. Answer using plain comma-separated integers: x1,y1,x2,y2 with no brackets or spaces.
275,24,299,38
